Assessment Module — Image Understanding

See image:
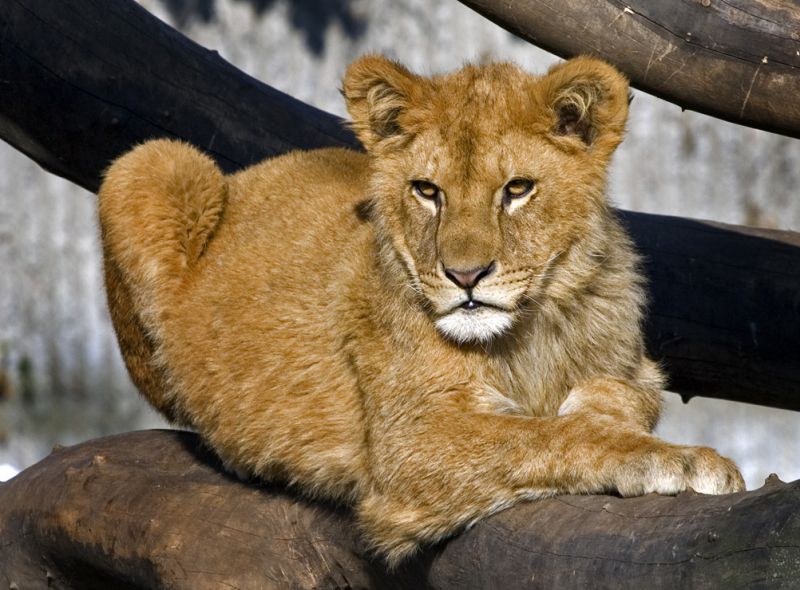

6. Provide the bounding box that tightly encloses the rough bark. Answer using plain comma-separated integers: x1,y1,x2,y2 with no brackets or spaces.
1,430,799,589
1,0,798,410
456,0,800,139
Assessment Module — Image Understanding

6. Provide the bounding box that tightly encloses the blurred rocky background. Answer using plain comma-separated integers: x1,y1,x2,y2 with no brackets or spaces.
1,0,798,486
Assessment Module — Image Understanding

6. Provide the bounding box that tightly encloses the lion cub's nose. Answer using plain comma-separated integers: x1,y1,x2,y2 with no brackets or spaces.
444,262,495,290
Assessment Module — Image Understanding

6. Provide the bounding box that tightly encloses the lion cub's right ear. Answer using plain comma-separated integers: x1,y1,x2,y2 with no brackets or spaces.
538,56,631,161
342,55,423,152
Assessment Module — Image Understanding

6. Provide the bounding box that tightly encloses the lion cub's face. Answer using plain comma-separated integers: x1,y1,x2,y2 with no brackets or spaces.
344,56,630,343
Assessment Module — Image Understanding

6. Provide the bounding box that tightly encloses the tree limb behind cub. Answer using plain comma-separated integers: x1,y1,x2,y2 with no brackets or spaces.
98,56,744,566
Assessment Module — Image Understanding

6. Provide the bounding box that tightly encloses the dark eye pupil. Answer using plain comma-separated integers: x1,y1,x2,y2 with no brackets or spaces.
505,179,534,198
413,181,439,200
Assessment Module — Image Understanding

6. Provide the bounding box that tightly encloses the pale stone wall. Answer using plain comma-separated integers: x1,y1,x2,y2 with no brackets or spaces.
1,0,798,487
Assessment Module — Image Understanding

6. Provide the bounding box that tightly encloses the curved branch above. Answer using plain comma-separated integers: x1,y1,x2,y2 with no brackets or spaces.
457,0,800,138
0,0,357,193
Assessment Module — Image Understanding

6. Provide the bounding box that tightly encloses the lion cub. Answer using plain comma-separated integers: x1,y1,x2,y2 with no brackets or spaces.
98,55,744,564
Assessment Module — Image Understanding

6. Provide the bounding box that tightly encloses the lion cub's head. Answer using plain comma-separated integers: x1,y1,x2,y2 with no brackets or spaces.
343,56,630,344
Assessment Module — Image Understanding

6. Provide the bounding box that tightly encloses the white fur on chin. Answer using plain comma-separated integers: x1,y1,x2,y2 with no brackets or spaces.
435,307,514,344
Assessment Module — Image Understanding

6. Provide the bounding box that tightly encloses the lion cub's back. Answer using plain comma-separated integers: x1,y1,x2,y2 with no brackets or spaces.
175,146,373,384
161,147,373,492
224,147,371,274
205,147,372,326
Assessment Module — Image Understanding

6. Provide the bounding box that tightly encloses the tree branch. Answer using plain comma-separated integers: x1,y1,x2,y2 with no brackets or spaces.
2,430,798,588
456,0,800,139
0,0,357,192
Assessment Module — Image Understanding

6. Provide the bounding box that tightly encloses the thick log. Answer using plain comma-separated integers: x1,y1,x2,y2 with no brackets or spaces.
1,430,799,589
0,0,357,193
624,212,800,408
456,0,800,139
0,0,799,409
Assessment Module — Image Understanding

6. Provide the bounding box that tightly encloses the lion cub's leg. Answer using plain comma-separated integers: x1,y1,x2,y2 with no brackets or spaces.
358,408,744,566
558,358,665,432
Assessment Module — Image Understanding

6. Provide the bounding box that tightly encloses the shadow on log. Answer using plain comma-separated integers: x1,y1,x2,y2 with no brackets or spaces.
1,430,799,589
1,0,798,410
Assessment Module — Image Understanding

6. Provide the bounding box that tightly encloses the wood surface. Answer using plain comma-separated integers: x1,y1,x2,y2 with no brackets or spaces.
2,430,798,589
456,0,800,138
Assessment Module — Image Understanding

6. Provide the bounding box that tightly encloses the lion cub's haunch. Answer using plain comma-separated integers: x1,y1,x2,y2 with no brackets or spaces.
99,55,744,564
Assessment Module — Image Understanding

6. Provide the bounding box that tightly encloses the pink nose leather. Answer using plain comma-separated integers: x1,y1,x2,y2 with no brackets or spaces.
444,263,494,290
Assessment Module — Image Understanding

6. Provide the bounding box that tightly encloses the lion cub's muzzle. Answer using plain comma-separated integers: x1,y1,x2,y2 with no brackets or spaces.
417,260,532,344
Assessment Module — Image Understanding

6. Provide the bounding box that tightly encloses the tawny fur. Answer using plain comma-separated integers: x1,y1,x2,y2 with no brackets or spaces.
98,56,744,565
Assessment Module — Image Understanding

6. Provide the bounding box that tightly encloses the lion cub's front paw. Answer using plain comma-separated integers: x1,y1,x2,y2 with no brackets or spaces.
615,445,745,497
680,446,745,494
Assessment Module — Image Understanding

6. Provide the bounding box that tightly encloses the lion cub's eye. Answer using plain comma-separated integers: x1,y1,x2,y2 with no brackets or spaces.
503,178,536,201
411,180,440,201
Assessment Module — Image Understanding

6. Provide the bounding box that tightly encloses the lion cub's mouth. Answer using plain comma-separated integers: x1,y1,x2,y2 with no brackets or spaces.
457,295,510,313
460,299,484,311
457,299,507,314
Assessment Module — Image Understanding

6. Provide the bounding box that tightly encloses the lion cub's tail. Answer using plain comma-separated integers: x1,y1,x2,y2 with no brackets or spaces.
99,139,226,297
98,139,226,422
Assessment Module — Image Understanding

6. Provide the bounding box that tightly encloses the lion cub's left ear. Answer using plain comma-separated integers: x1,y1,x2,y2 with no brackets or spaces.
342,55,423,152
538,57,631,159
